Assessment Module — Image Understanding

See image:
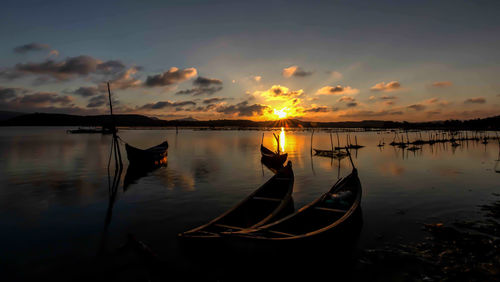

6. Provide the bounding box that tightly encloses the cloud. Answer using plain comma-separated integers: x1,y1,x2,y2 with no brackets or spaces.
337,96,355,102
104,66,142,90
13,43,50,54
380,95,397,100
282,65,312,78
0,86,30,100
370,81,401,92
407,104,426,111
8,92,73,107
86,95,107,108
202,97,231,104
258,85,304,101
139,100,196,110
252,76,262,82
464,97,486,104
4,56,129,81
316,85,359,95
304,106,330,113
216,100,271,117
431,81,452,88
193,76,223,87
338,110,404,118
48,50,59,58
71,86,100,97
346,102,358,108
144,67,197,87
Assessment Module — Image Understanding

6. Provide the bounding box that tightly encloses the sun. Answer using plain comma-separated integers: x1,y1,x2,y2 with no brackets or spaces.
273,108,288,119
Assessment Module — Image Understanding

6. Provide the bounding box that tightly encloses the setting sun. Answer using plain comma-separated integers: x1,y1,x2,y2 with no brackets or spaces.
273,108,289,119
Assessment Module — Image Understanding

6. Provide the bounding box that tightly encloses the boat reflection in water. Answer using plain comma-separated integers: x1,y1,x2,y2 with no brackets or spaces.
123,156,168,190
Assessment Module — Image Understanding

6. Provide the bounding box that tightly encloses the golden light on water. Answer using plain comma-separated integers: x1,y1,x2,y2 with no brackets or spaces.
280,127,285,153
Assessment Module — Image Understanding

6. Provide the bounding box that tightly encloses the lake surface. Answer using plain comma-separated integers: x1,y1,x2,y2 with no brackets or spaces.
1,127,499,281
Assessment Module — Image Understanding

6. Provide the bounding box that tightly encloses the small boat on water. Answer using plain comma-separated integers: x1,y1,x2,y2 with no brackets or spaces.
260,133,288,167
313,149,348,159
125,141,169,165
179,161,294,239
234,157,361,241
67,127,116,134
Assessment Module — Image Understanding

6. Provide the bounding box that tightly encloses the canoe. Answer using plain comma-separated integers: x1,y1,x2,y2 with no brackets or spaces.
261,144,288,166
234,166,361,240
313,149,348,159
179,161,294,239
125,141,168,164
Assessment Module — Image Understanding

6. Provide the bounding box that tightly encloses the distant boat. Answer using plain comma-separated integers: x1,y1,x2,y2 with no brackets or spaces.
234,164,361,240
125,141,169,165
179,161,294,239
313,149,348,159
67,127,116,134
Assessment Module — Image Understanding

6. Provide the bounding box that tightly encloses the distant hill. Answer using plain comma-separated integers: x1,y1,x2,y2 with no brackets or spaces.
0,111,25,121
1,112,499,130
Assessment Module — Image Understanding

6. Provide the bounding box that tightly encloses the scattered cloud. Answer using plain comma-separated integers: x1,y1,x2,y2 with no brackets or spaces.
303,106,330,113
71,86,100,97
176,76,223,96
338,110,403,118
258,85,304,101
144,67,197,87
252,76,262,82
216,100,271,117
370,81,401,92
13,43,50,54
464,97,486,104
139,100,197,110
431,81,452,88
202,97,231,104
0,86,30,100
316,85,359,95
407,104,426,111
282,65,313,78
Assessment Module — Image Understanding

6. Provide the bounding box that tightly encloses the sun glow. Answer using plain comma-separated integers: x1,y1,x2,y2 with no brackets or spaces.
273,108,289,119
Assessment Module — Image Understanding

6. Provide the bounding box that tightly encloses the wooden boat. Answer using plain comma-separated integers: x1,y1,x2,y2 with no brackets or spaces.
313,149,348,159
125,141,168,164
261,144,288,165
234,158,361,240
179,161,294,238
260,133,288,166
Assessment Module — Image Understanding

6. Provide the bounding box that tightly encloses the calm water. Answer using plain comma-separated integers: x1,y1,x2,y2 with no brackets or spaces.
1,127,499,280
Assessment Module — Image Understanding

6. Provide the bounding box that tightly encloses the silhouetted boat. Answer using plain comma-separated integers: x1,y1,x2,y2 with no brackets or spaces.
125,141,168,164
313,149,348,159
234,163,361,240
179,161,294,238
261,144,288,166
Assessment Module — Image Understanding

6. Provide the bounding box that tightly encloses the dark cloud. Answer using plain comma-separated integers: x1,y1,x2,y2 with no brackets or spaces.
139,100,196,110
216,101,270,117
19,92,73,106
193,77,222,87
346,102,358,108
407,104,426,111
72,86,100,97
144,67,197,87
464,97,486,104
0,86,30,100
380,95,397,100
97,60,126,74
202,97,230,104
176,86,223,96
304,106,329,113
87,95,106,108
282,66,313,78
13,43,50,54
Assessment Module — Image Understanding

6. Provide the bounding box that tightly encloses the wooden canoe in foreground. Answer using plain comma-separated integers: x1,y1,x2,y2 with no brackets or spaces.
179,161,294,239
125,141,168,165
232,166,361,240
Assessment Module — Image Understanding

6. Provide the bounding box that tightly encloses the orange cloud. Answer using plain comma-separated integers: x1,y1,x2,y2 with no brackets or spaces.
431,81,452,88
282,65,312,78
370,81,401,92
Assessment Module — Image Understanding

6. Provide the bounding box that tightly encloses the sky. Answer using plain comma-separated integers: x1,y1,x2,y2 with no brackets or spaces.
1,0,499,121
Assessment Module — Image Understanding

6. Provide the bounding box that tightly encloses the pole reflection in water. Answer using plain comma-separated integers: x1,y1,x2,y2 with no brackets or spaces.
280,126,286,153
